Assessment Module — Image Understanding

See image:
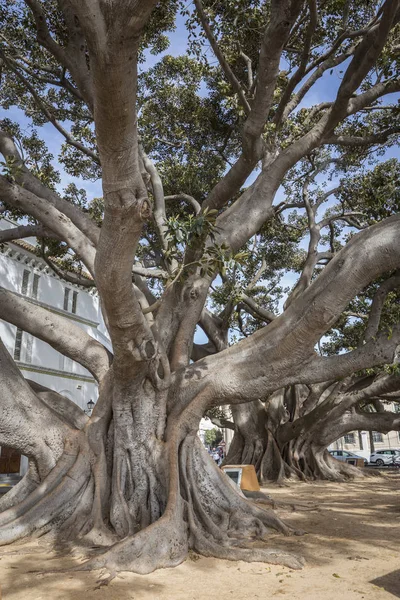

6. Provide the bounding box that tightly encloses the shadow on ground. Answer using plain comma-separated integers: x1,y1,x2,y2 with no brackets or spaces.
371,569,400,598
0,472,398,600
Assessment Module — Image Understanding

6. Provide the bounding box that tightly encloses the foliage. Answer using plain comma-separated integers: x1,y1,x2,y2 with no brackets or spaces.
204,427,223,448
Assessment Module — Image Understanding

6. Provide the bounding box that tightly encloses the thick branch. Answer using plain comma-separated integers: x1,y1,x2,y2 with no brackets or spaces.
0,223,56,243
348,408,400,433
0,286,110,381
181,215,400,407
0,337,69,477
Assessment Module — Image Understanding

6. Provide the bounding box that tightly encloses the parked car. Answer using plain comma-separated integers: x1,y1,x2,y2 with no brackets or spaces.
329,450,368,467
369,449,400,466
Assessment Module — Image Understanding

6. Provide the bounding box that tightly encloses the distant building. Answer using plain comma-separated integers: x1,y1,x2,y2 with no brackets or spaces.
329,415,400,459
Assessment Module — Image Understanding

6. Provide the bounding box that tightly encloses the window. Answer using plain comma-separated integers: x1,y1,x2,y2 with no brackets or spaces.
25,335,33,363
72,291,78,314
372,432,383,443
21,269,30,295
344,433,355,444
32,273,40,299
394,403,400,413
63,287,71,311
14,328,23,361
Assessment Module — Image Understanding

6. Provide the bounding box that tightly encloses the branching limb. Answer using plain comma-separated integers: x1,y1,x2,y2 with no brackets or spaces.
364,270,400,342
274,0,318,127
326,1,400,130
24,0,94,109
202,0,303,212
180,215,400,407
0,175,96,274
0,130,100,245
324,126,400,147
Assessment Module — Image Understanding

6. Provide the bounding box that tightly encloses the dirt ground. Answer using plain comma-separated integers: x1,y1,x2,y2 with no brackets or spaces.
0,472,399,600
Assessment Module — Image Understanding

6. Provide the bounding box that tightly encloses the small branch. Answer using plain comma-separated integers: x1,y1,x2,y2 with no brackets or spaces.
239,49,253,89
239,295,276,323
274,0,318,127
284,166,321,308
41,253,95,288
164,194,201,215
194,0,251,115
247,258,268,291
319,211,366,229
207,415,235,430
139,146,169,255
9,55,83,102
343,311,368,320
324,126,400,147
1,54,99,163
131,264,168,279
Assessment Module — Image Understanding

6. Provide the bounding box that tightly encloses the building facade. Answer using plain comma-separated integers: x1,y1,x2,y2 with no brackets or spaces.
328,416,400,460
0,218,111,476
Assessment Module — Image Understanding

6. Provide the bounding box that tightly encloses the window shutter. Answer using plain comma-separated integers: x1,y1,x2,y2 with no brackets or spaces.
72,291,78,314
32,273,40,299
14,328,23,360
63,287,71,311
21,270,30,295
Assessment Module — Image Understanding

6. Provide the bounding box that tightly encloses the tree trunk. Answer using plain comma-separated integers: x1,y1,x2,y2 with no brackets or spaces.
224,389,365,483
0,364,304,573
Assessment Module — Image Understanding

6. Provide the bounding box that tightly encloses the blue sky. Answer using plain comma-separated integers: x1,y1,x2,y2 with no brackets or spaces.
2,7,399,344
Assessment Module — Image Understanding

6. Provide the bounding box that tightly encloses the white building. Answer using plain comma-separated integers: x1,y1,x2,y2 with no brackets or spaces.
0,218,111,476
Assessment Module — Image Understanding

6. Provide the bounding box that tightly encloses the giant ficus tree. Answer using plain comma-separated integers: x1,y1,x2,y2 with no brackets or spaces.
0,0,400,575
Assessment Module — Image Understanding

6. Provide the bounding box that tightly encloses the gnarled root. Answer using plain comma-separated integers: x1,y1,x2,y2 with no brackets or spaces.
67,434,304,575
183,436,304,569
0,432,92,545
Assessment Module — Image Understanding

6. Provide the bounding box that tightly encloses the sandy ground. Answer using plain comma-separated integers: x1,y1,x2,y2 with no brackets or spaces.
0,472,399,600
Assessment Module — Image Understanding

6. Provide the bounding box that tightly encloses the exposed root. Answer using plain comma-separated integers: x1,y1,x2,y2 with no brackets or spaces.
0,430,305,575
94,571,117,589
